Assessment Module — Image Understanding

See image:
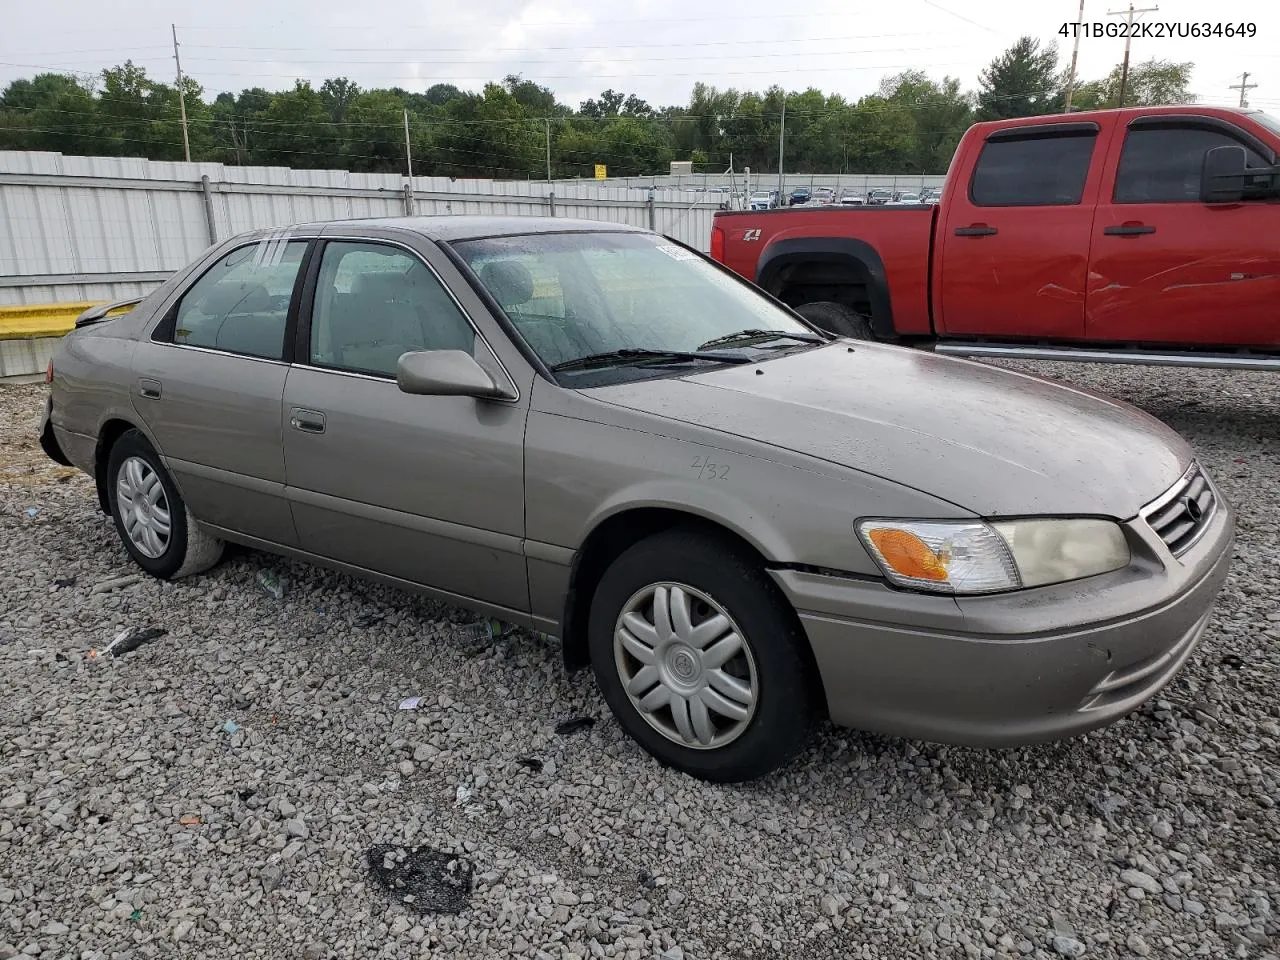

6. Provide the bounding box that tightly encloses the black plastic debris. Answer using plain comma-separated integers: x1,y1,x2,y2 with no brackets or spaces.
638,869,659,890
555,717,595,736
53,577,77,590
1221,654,1244,668
366,844,474,914
515,757,543,772
354,612,384,628
112,627,167,657
91,626,168,659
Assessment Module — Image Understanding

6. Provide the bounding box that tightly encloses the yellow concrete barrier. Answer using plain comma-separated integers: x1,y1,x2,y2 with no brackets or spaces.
0,301,134,340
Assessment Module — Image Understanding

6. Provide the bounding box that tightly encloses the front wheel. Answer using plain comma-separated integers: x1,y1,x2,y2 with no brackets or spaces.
588,529,820,782
106,429,224,580
794,300,874,340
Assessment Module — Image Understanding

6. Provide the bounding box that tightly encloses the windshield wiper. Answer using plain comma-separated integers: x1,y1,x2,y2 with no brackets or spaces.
551,348,754,372
697,328,827,350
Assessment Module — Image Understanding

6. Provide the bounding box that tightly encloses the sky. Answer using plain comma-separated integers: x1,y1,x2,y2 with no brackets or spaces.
1,0,1278,114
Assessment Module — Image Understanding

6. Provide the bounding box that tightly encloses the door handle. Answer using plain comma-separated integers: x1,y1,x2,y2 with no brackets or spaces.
289,408,326,434
954,225,998,237
138,378,162,400
1104,224,1156,236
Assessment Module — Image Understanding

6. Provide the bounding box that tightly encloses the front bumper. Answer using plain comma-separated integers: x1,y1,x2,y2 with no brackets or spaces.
771,490,1235,747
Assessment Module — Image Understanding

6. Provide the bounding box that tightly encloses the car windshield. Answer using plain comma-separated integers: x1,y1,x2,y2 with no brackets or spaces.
452,231,820,385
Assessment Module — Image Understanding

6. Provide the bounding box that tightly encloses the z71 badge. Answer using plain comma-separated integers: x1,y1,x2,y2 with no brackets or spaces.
743,228,762,242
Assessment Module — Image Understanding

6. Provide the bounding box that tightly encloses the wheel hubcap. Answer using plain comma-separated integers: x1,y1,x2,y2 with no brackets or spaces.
613,581,759,750
116,456,171,559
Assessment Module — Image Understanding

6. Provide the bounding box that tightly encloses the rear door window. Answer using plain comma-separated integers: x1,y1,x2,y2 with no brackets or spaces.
969,132,1097,206
169,239,307,360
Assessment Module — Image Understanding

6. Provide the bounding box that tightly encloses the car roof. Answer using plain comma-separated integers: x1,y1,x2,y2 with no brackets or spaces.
238,215,650,243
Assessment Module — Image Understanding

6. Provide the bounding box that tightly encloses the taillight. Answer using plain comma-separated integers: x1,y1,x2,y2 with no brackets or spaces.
45,360,54,385
710,224,726,262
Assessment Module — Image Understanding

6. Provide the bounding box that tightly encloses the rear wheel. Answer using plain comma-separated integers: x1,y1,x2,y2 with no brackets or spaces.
794,300,874,340
588,529,820,782
106,429,224,580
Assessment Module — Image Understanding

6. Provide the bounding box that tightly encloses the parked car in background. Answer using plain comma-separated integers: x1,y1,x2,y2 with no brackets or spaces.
865,188,894,205
40,214,1234,783
711,104,1280,370
888,192,921,205
919,187,942,204
788,186,812,206
813,187,836,205
749,190,779,210
838,189,866,205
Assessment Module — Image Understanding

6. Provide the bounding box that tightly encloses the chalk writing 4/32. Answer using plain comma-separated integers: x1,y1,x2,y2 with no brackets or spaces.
691,456,730,480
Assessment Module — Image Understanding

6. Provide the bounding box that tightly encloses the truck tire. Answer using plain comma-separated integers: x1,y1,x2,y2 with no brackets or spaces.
794,301,874,340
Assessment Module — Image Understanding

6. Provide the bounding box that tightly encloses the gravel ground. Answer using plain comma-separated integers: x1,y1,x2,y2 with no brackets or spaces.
0,362,1277,960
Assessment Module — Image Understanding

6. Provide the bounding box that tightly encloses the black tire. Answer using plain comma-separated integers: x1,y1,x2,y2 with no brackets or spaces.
588,528,820,783
105,429,224,580
794,300,875,340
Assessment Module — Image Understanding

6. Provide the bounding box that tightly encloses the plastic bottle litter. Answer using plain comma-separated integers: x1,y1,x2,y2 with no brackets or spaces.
458,620,500,643
398,696,425,711
24,507,39,518
221,720,240,734
256,570,286,600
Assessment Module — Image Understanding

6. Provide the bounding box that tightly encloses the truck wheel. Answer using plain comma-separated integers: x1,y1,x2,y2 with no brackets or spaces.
794,301,874,340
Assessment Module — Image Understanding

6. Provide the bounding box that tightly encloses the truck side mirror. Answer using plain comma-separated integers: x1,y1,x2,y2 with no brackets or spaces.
1201,145,1247,203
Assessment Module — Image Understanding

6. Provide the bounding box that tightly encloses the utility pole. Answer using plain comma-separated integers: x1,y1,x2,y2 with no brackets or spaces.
776,95,786,199
1107,3,1159,108
1229,71,1257,107
1064,0,1086,112
545,118,552,182
171,24,191,162
403,108,414,180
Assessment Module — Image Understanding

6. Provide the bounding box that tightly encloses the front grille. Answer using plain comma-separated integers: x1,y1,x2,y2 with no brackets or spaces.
1142,463,1215,556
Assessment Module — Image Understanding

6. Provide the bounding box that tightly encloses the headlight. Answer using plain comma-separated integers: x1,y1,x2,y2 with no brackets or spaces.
856,518,1130,595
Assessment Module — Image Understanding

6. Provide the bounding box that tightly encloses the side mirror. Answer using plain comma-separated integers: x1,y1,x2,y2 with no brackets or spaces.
396,350,514,400
1201,145,1247,203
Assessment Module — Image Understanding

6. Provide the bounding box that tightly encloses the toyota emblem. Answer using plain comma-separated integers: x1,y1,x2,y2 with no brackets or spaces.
1184,496,1203,524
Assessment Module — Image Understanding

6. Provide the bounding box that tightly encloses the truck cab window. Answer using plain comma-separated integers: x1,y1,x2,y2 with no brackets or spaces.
969,133,1096,207
1114,126,1269,203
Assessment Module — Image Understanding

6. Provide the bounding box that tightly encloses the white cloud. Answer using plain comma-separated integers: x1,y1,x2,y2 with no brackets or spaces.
2,0,1276,112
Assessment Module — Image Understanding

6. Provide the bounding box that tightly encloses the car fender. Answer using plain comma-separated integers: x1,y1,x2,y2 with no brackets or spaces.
754,235,896,339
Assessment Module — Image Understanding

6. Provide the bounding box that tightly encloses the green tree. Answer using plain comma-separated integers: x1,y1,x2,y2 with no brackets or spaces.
0,73,100,155
976,37,1065,121
880,71,973,173
320,77,361,123
253,81,339,169
437,83,541,178
1072,59,1194,109
343,89,409,172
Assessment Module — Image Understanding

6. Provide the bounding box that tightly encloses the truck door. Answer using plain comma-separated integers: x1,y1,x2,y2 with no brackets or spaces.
938,121,1105,340
1086,114,1280,348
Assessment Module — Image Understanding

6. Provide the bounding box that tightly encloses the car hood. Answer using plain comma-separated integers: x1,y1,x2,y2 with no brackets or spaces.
586,342,1192,518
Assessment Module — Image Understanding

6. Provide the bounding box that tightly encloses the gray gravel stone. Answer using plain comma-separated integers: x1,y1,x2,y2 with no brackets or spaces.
1,366,1277,960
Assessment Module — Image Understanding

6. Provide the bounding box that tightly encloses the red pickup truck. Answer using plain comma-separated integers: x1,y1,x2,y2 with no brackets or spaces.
710,105,1280,370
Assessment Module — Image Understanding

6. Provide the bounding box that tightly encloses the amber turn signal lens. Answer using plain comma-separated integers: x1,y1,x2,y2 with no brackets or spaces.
866,528,950,581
